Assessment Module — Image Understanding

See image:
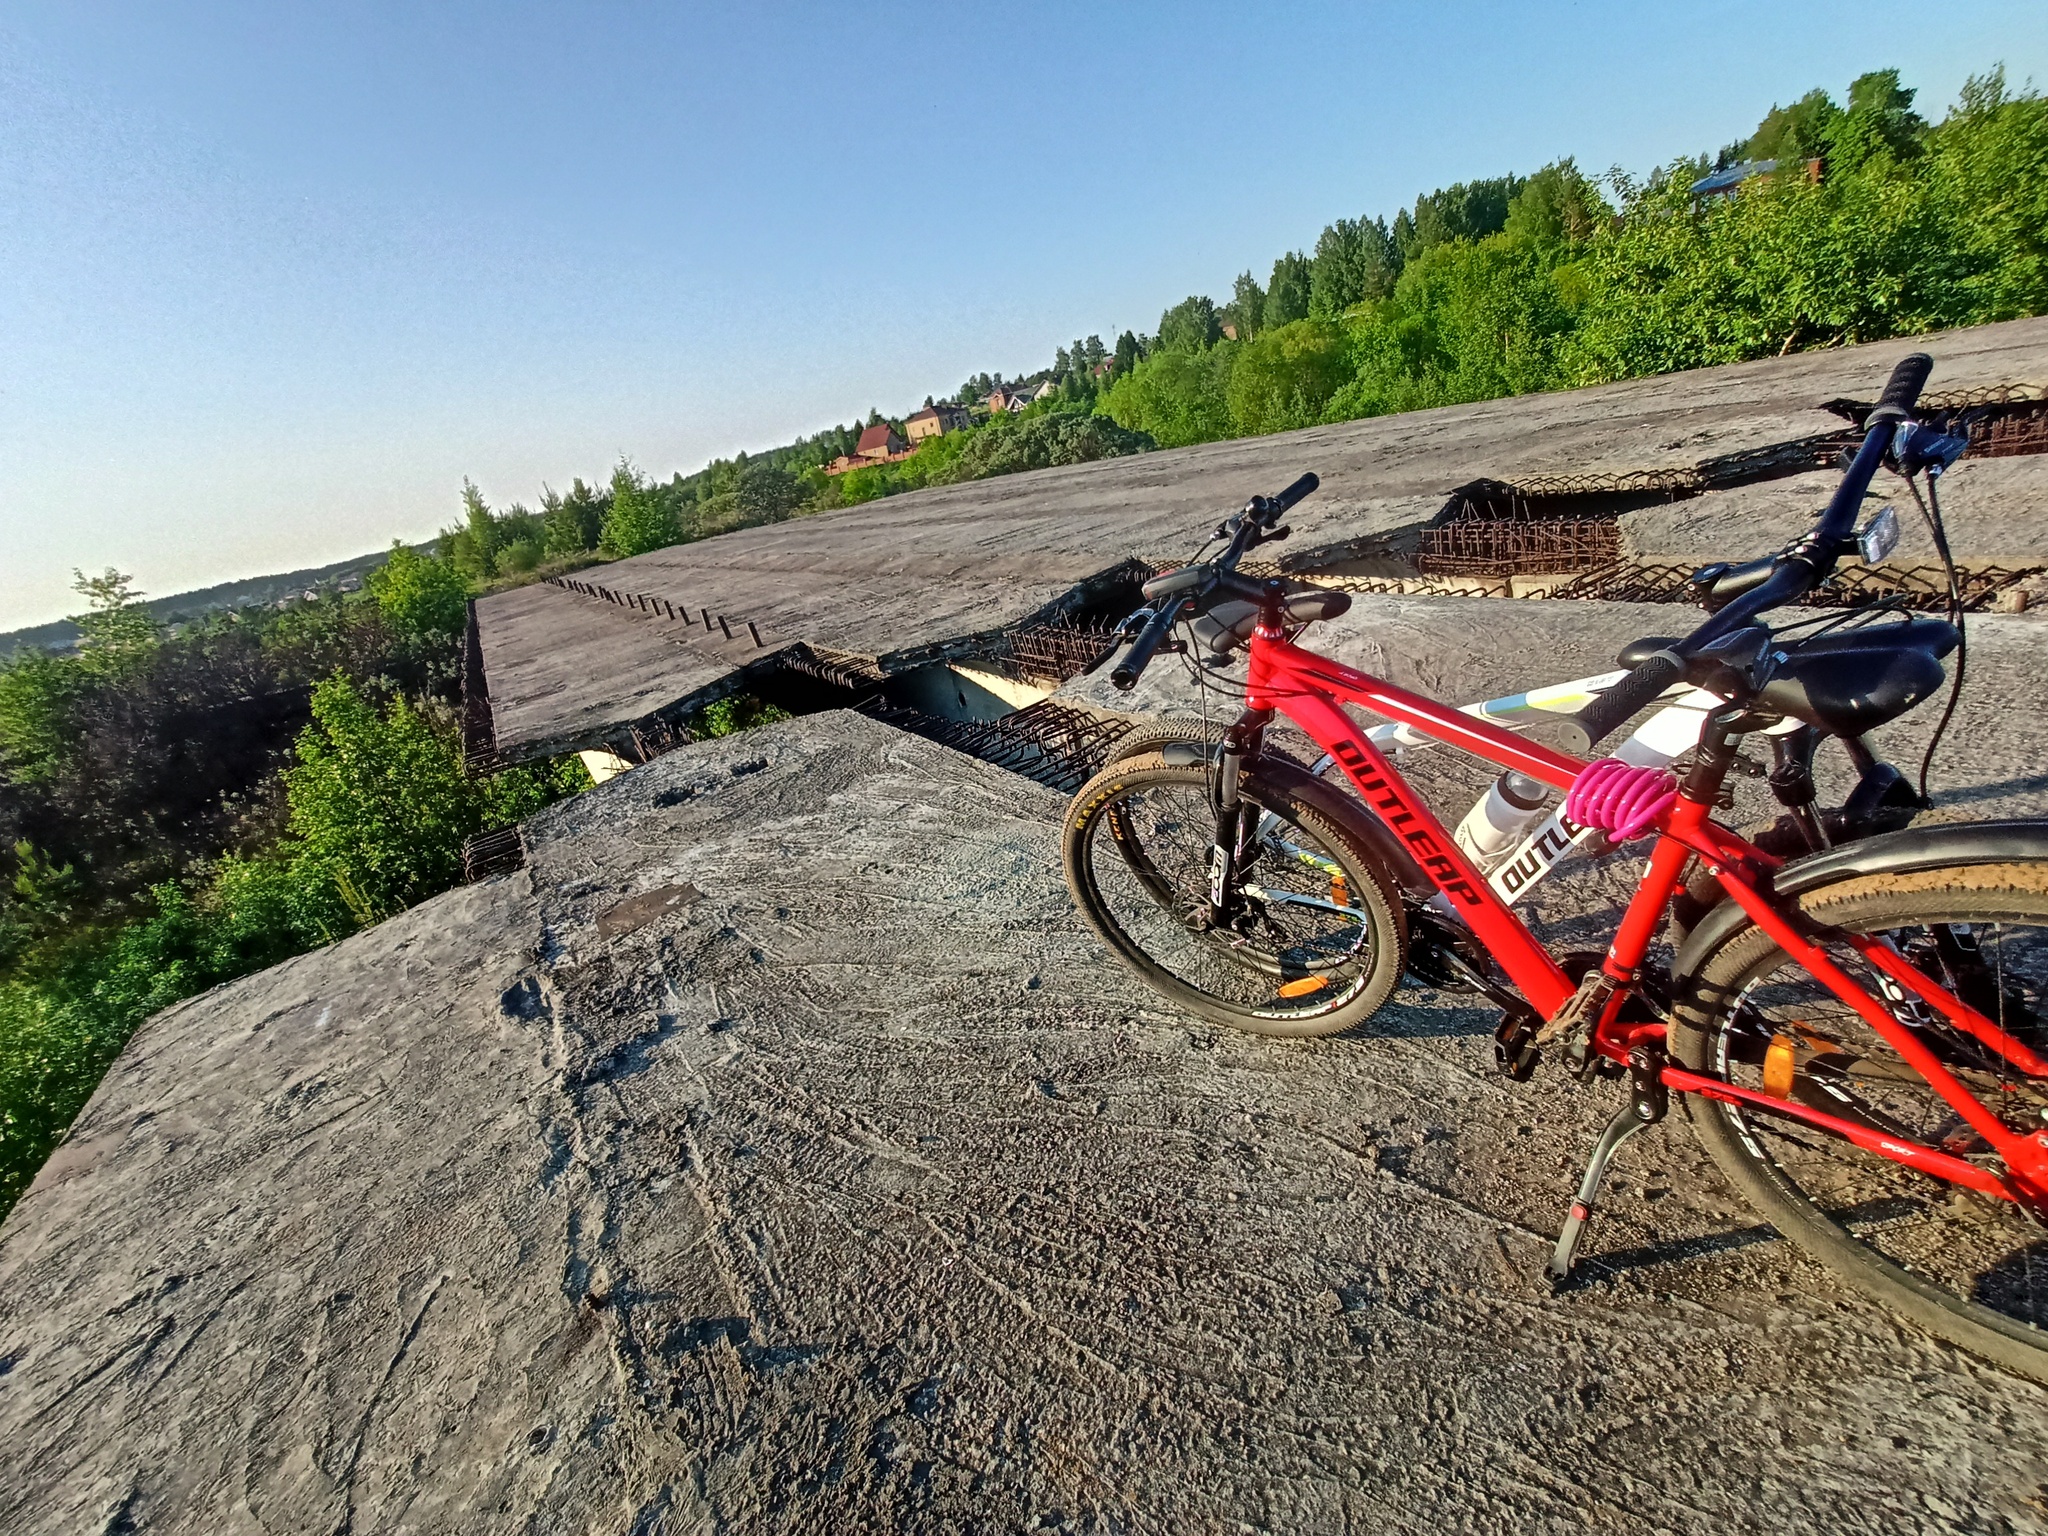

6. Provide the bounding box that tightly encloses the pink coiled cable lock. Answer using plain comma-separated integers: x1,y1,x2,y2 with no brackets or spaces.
1565,758,1680,843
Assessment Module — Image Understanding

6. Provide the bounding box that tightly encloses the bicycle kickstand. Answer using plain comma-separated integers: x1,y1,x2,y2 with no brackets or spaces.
1546,1047,1668,1286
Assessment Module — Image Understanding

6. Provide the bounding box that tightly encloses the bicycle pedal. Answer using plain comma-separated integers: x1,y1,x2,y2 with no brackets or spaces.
1536,970,1614,1047
1493,1010,1541,1080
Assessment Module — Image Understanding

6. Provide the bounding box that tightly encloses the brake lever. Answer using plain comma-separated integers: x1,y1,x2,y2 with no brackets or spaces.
1080,608,1151,676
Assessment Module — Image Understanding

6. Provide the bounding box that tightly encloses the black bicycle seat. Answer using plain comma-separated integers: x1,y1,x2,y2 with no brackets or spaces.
1614,618,1957,736
1759,617,1957,736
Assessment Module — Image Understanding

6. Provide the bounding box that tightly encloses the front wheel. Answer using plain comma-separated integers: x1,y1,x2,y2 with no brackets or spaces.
1670,862,2048,1382
1062,754,1405,1037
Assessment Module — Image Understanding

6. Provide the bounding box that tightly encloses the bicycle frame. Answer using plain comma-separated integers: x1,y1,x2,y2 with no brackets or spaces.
1334,669,1801,908
1243,625,2048,1208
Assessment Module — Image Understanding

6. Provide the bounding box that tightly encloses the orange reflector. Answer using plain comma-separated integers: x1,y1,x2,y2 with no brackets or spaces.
1278,975,1332,999
1330,873,1351,907
1763,1033,1798,1099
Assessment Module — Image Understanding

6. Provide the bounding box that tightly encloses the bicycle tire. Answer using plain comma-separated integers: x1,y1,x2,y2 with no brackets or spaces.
1063,754,1406,1037
1105,718,1313,771
1670,861,2048,1382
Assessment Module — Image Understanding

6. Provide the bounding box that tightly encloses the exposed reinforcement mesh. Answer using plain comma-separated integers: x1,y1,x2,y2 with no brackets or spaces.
1416,519,1621,576
854,698,1139,792
1546,559,2044,610
999,617,1120,684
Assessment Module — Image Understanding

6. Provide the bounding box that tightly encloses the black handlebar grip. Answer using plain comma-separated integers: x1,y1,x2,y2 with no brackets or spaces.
1574,650,1686,749
1111,601,1184,692
1270,472,1320,514
1867,352,1933,425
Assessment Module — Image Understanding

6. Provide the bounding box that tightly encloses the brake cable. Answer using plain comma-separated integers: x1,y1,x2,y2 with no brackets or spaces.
1902,469,1967,803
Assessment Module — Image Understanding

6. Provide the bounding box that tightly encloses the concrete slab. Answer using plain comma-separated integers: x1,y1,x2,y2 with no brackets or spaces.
6,712,2047,1533
1622,455,2048,567
475,317,2048,763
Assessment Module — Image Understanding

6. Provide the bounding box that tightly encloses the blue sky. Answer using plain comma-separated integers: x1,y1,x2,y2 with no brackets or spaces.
2,2,2044,628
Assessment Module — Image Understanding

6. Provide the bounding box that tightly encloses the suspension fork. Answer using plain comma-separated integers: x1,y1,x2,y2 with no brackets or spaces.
1207,708,1275,918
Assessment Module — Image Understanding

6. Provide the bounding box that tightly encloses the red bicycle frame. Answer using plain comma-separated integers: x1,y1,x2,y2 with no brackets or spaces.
1243,624,2048,1207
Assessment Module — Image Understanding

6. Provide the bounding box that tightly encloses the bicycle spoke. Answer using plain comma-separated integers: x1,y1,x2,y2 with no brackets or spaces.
1719,917,2048,1332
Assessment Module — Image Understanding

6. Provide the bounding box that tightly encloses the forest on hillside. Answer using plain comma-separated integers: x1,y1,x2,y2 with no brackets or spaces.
1,64,2045,1218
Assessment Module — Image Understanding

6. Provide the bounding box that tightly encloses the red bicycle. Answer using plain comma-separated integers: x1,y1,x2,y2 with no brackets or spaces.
1063,354,2048,1379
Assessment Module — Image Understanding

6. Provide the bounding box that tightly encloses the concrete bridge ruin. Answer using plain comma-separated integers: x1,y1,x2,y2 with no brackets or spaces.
7,320,2048,1534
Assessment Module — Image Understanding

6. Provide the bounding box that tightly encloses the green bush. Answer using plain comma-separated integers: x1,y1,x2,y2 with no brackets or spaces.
599,462,683,557
1226,319,1353,436
0,674,588,1215
692,694,792,737
1096,344,1238,447
940,408,1152,480
368,541,471,638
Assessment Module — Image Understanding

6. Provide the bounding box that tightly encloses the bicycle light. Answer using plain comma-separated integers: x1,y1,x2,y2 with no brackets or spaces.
1858,504,1901,564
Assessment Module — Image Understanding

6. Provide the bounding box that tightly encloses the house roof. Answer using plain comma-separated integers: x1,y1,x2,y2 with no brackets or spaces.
856,423,900,453
1690,159,1777,196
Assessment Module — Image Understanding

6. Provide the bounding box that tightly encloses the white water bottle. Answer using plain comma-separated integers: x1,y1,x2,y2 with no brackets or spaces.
1453,771,1553,873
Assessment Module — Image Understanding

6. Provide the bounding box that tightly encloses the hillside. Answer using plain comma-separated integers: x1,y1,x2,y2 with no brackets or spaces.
0,545,416,656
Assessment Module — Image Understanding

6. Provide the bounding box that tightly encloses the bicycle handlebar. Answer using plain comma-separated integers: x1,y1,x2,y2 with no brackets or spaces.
1868,351,1933,426
1268,472,1319,516
1577,353,1935,747
1112,474,1322,690
1111,599,1187,691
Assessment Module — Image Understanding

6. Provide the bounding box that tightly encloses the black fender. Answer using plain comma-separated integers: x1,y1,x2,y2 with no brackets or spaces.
1156,739,1433,898
1671,818,2048,987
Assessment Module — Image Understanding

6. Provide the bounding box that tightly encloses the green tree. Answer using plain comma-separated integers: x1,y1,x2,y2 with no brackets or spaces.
541,479,610,556
1503,160,1610,247
1827,68,1927,172
278,675,584,934
1156,294,1223,352
1226,319,1353,436
940,408,1151,479
1097,343,1238,448
69,569,157,680
0,652,76,787
1921,69,2048,321
367,542,470,638
1265,251,1313,326
598,461,682,557
1744,88,1842,164
444,479,503,581
1310,216,1400,315
733,459,803,524
1221,272,1265,340
1564,156,1958,380
1398,176,1524,259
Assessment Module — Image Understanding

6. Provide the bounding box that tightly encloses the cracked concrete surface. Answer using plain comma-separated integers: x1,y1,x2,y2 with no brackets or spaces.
5,711,2047,1534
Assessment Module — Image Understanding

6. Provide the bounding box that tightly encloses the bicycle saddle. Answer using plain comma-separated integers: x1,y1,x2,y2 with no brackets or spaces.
1616,617,1958,736
1191,589,1352,656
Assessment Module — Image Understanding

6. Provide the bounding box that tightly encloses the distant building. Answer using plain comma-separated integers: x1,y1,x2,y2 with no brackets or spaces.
1031,380,1058,401
904,403,970,443
1219,323,1238,342
856,423,908,459
985,387,1029,415
824,423,916,475
1690,157,1822,198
